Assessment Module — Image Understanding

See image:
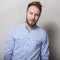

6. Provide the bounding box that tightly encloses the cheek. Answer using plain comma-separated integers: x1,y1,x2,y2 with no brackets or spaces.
28,13,32,18
27,13,30,19
35,16,39,21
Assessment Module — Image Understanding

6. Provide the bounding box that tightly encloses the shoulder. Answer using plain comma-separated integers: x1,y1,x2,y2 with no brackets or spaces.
37,26,49,39
37,26,47,35
37,26,49,42
8,23,25,34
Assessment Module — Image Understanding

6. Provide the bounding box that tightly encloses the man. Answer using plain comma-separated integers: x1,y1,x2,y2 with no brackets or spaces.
4,1,49,60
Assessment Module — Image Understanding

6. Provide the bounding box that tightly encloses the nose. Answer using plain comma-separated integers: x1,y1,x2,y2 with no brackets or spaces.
32,15,35,19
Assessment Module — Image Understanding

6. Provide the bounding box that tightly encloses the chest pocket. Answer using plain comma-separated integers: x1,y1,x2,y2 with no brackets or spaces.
30,36,42,49
14,36,26,49
34,39,41,49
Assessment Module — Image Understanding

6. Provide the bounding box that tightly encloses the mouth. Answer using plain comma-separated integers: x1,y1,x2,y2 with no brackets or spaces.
30,20,35,22
29,20,36,25
26,19,36,27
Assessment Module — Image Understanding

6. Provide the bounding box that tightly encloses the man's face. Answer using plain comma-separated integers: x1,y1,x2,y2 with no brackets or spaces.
26,5,41,27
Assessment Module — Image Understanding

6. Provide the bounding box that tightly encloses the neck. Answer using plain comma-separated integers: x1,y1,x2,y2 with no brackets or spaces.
25,22,36,30
26,22,32,30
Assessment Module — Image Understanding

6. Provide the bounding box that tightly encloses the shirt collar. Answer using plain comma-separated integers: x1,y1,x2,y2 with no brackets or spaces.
24,21,38,31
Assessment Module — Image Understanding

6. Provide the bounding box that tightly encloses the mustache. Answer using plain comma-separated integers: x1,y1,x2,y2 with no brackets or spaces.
26,19,36,26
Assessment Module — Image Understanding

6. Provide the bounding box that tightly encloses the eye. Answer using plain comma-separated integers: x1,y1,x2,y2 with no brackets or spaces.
30,12,33,15
35,14,39,17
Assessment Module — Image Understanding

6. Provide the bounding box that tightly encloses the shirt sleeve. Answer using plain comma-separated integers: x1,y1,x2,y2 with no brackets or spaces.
4,29,15,60
41,32,49,60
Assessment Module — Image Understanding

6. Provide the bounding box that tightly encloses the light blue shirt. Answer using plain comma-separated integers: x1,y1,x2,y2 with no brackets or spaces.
4,22,49,60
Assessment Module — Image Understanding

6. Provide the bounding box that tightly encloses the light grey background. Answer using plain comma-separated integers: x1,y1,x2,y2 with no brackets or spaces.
0,0,60,60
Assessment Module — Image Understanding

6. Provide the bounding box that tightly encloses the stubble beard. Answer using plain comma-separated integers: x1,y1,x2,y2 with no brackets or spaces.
26,18,37,28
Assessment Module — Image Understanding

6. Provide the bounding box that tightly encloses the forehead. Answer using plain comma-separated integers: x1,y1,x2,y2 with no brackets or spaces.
27,5,40,13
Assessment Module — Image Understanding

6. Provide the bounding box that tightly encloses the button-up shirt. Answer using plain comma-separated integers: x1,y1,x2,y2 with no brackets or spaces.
4,22,49,60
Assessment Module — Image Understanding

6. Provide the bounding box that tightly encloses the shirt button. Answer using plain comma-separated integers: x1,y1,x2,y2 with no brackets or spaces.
28,30,30,33
27,37,30,39
25,58,26,60
26,44,29,46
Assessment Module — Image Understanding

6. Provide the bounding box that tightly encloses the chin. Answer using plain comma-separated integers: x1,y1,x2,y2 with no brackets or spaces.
29,23,36,27
26,19,36,27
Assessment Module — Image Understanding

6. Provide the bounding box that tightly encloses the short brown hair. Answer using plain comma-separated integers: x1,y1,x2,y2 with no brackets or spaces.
27,1,42,12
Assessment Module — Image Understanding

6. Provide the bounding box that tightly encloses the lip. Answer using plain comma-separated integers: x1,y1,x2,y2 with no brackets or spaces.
30,20,35,22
